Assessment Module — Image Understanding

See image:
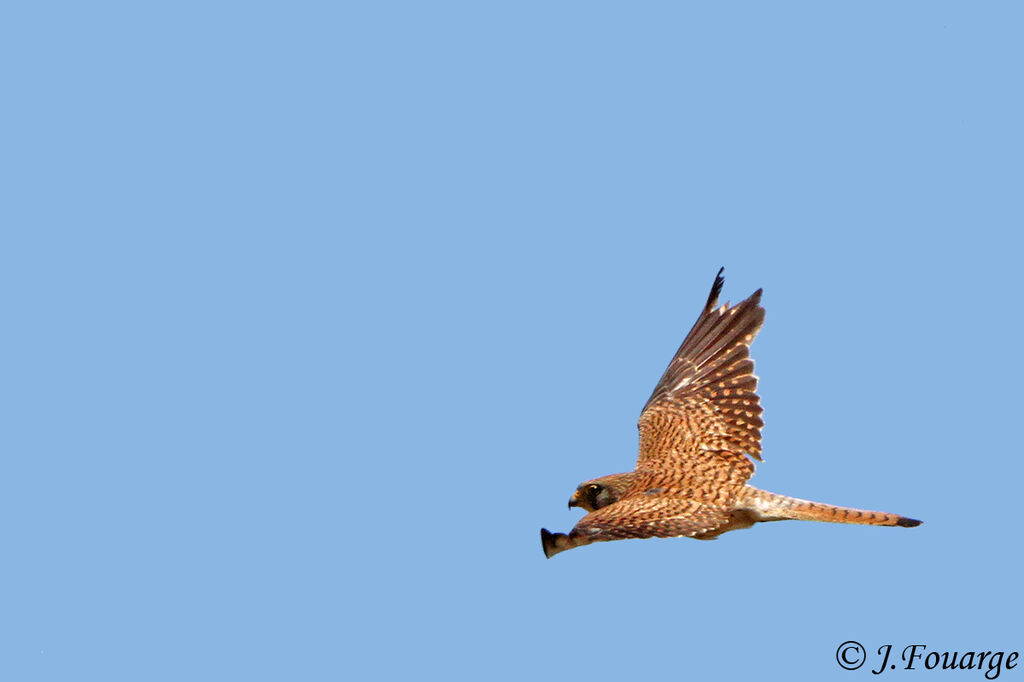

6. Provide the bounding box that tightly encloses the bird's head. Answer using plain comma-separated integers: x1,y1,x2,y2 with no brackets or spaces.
568,472,636,512
568,482,614,512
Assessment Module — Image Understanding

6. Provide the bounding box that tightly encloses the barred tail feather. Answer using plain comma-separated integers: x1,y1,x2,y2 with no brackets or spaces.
741,488,922,528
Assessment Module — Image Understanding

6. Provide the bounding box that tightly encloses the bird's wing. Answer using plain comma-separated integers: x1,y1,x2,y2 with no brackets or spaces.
573,495,732,541
636,269,765,480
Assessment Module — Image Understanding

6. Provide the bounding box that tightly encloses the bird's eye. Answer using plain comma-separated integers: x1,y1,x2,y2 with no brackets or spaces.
588,485,601,493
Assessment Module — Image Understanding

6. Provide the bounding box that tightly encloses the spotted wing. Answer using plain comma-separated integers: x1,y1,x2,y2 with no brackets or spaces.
637,269,766,478
573,496,731,541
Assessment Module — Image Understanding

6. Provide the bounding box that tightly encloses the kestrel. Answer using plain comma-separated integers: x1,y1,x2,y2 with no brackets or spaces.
541,269,921,558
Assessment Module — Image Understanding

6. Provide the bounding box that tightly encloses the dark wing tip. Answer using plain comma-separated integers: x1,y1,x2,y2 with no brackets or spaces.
704,267,726,314
540,528,555,558
896,517,922,527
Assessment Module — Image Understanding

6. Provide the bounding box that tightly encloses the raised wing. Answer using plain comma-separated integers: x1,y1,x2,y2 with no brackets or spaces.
637,269,766,474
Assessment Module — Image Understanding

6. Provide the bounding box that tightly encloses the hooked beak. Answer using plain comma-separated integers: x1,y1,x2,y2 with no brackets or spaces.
568,490,581,509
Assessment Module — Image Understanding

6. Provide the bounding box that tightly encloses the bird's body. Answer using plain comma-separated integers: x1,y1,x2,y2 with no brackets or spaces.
541,269,920,558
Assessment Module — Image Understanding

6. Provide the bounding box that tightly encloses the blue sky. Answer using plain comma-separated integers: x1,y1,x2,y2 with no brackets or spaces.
3,2,1022,680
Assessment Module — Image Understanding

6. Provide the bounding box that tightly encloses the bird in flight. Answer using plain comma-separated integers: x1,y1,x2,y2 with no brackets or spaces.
541,269,921,558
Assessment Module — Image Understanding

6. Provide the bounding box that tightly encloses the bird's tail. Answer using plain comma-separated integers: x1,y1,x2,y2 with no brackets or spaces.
740,487,922,527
